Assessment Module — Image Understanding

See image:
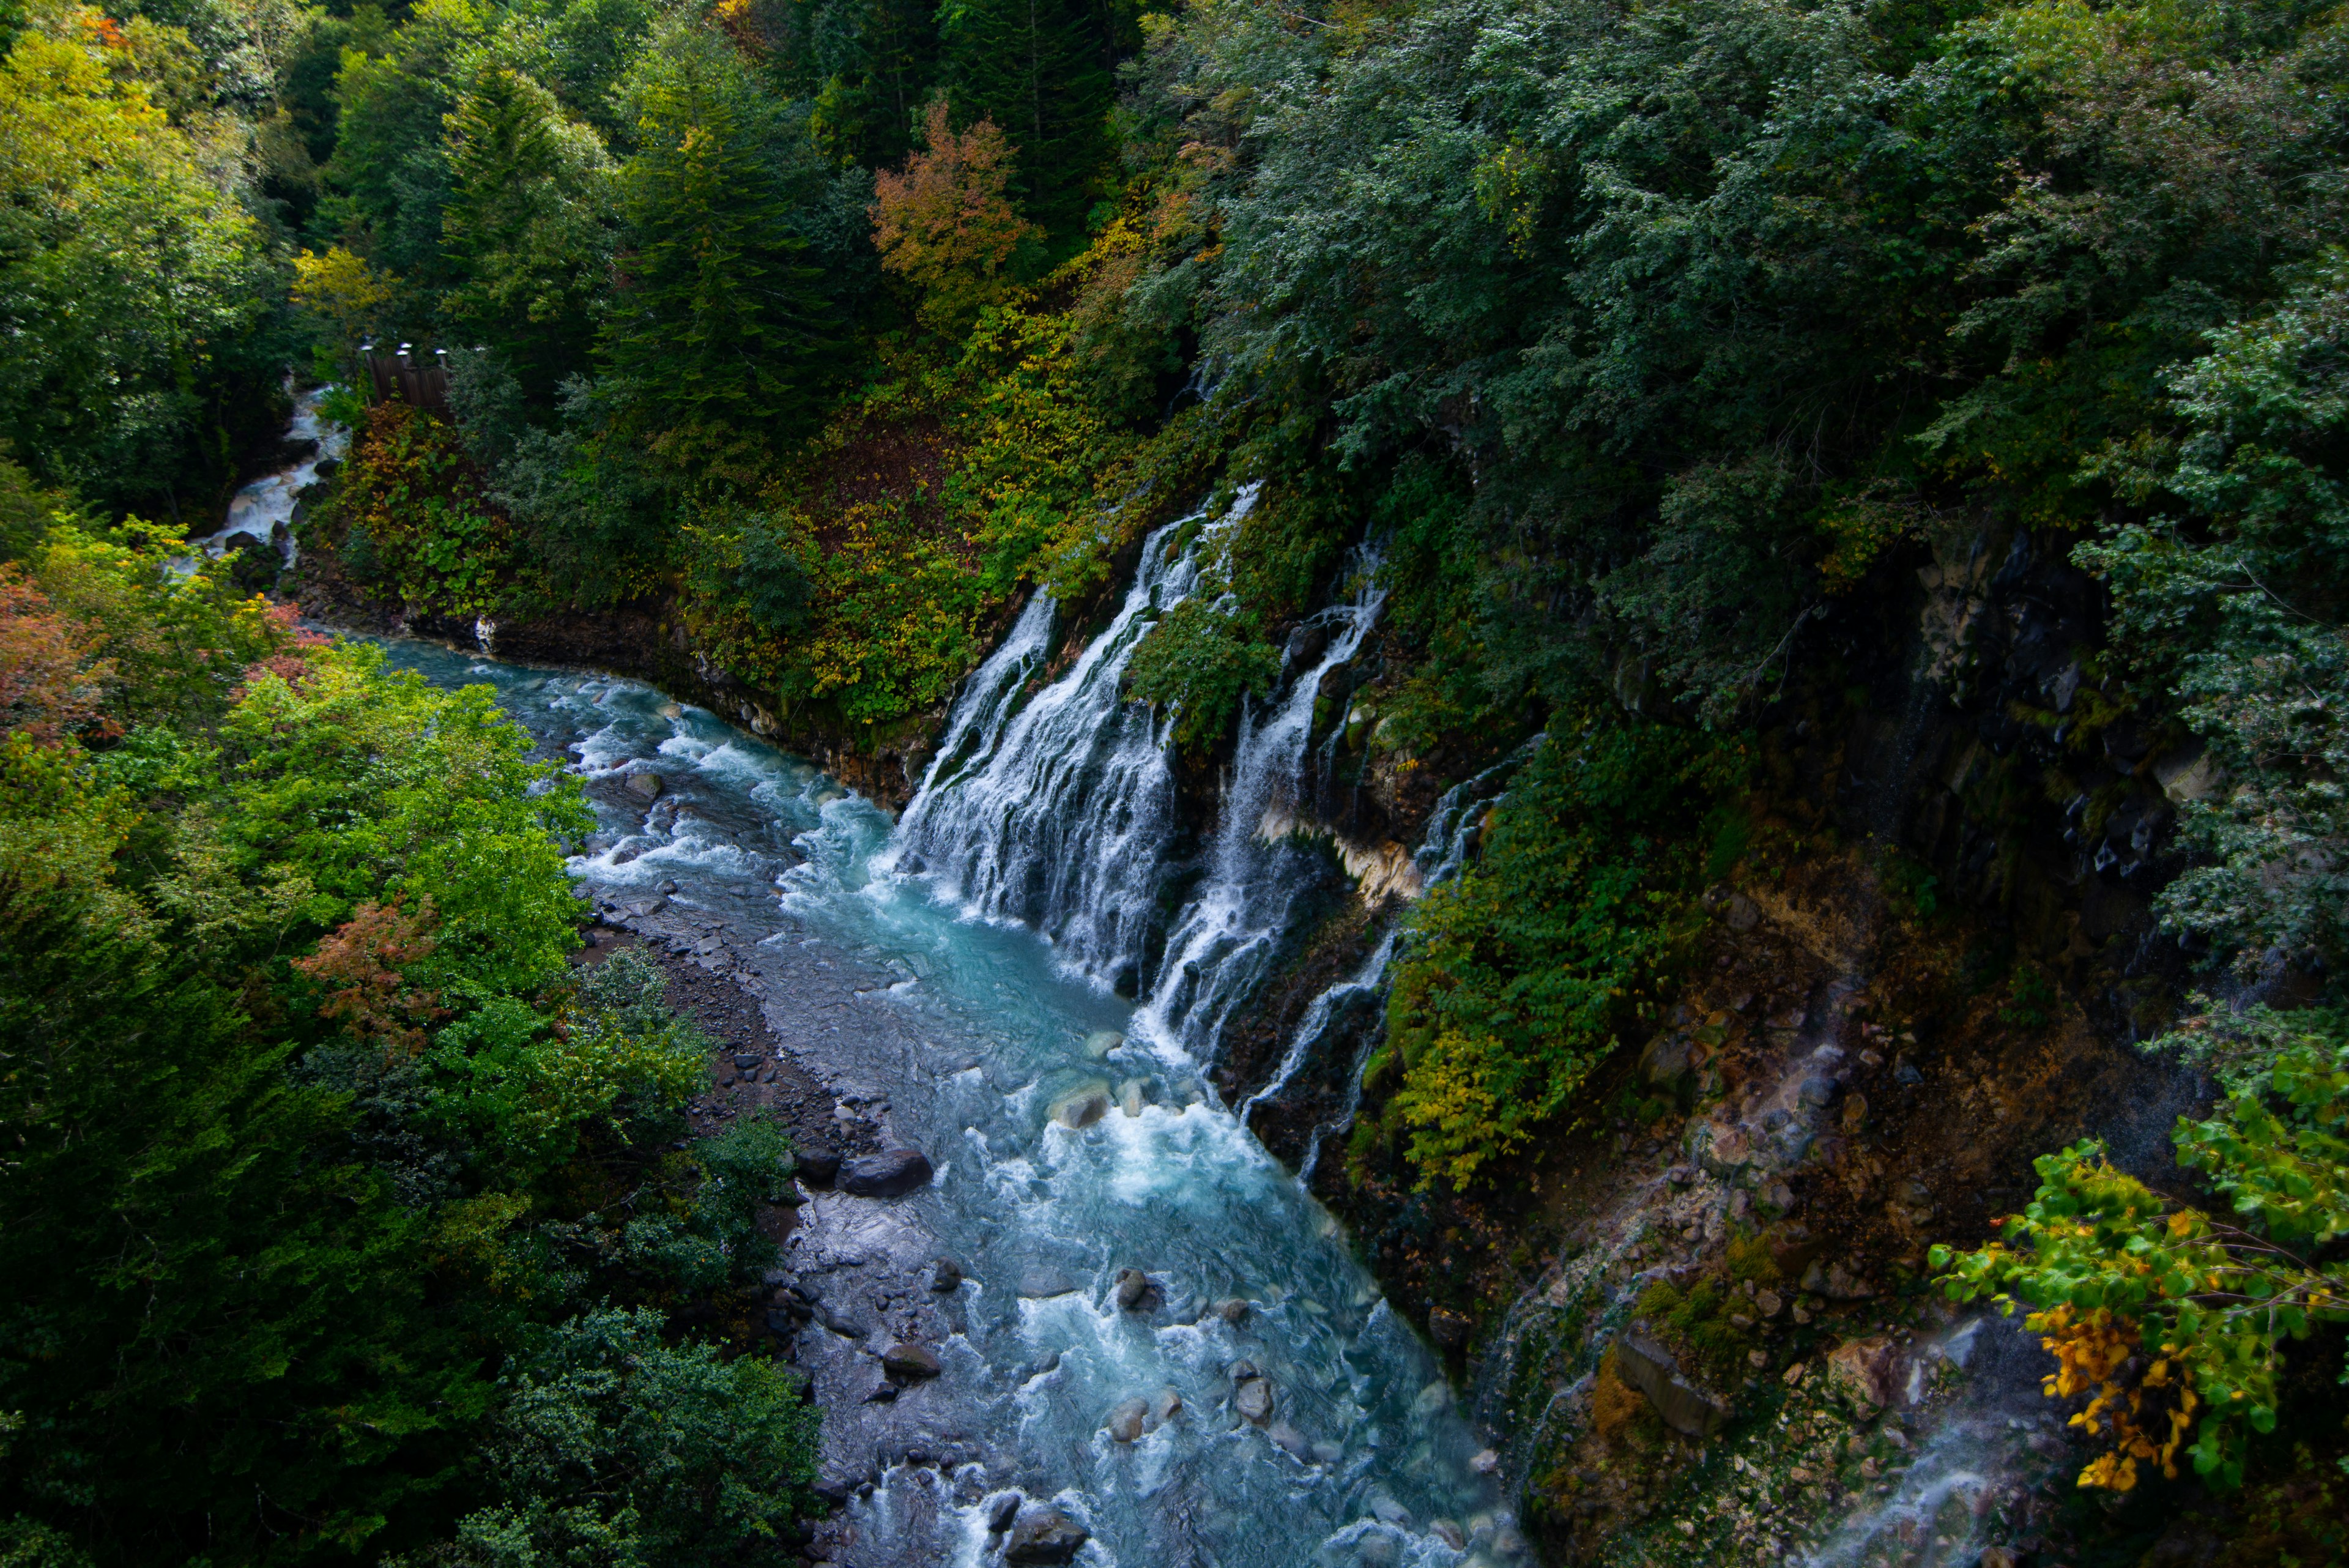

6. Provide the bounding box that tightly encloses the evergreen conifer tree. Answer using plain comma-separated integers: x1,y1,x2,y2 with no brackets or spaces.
935,0,1121,243
598,25,839,478
441,67,614,404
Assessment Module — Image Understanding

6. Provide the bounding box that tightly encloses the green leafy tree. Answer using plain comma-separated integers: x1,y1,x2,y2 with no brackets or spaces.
445,1307,818,1568
0,570,818,1564
0,14,282,512
1935,1008,2349,1493
1123,595,1278,756
2081,253,2349,975
321,0,483,289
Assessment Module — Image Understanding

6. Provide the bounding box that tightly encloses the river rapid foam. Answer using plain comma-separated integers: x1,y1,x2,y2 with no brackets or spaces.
378,635,1521,1568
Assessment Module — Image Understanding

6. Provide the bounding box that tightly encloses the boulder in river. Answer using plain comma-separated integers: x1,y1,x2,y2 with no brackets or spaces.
1266,1421,1312,1462
930,1258,963,1292
1234,1375,1274,1425
625,770,664,800
796,1146,840,1186
1215,1297,1250,1324
1003,1507,1089,1564
881,1342,941,1380
1019,1268,1079,1299
839,1148,932,1197
1050,1082,1111,1129
1113,1268,1152,1310
1105,1398,1149,1443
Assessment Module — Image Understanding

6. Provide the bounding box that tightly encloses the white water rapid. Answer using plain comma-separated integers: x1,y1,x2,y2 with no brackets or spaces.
379,500,1522,1565
206,382,347,561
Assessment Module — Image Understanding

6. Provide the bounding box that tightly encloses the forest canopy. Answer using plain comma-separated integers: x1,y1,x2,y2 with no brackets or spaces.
6,0,2349,1551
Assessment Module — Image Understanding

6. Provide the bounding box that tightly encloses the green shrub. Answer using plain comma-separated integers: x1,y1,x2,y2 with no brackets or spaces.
1381,715,1744,1186
448,1307,819,1567
1124,595,1283,755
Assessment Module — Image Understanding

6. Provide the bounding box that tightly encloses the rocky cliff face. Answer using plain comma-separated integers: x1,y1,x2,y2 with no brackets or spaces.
1219,522,2225,1566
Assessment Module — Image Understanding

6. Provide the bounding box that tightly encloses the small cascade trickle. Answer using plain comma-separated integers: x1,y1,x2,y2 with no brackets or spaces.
1128,551,1387,1060
1275,737,1547,1179
907,592,1055,800
1242,928,1398,1125
895,497,1247,992
1415,735,1546,886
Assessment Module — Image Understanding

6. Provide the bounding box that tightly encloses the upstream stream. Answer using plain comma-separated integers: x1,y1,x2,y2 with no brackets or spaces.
376,513,1518,1568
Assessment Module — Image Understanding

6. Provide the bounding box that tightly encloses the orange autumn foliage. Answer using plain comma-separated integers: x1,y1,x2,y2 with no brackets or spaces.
0,563,113,743
294,897,448,1057
869,101,1039,332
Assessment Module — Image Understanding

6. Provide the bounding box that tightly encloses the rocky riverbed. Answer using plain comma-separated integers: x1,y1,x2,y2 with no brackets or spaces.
381,639,1517,1568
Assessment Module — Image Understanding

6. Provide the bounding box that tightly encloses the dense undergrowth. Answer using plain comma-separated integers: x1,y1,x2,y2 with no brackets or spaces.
0,533,815,1562
1360,719,1746,1187
7,0,2349,1552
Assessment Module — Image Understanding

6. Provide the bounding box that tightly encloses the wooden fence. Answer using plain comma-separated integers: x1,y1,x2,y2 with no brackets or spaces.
361,346,453,415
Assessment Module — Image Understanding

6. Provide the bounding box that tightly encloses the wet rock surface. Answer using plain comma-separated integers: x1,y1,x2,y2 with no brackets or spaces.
1613,1323,1734,1438
1003,1506,1090,1562
839,1148,934,1197
1259,524,2216,1568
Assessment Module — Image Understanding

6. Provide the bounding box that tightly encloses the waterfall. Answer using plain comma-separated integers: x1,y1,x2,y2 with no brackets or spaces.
1277,738,1548,1178
908,591,1055,801
1127,549,1387,1060
900,490,1394,1063
895,497,1244,995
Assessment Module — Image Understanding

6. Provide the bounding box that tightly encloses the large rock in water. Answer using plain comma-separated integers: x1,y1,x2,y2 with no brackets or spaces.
1004,1507,1089,1564
839,1148,932,1197
1050,1081,1112,1129
881,1342,941,1379
1113,1268,1152,1310
1614,1322,1734,1437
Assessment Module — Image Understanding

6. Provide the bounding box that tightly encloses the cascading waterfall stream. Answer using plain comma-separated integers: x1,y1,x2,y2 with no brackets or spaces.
373,487,1521,1568
1129,550,1387,1062
894,496,1247,995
